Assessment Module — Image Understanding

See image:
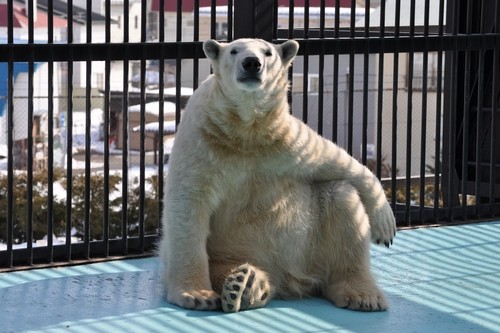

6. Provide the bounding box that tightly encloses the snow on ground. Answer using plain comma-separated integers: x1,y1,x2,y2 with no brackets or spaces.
0,235,80,251
0,107,173,250
0,106,174,172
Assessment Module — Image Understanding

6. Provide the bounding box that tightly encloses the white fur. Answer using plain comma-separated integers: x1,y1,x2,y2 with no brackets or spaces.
160,38,396,312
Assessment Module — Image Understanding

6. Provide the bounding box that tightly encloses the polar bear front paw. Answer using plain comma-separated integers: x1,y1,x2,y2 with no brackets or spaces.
167,289,221,311
221,263,271,313
370,200,397,247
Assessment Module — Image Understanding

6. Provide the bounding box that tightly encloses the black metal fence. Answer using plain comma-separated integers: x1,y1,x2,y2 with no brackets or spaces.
0,0,499,270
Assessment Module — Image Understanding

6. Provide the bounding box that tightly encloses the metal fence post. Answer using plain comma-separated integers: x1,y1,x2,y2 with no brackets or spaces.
234,0,274,41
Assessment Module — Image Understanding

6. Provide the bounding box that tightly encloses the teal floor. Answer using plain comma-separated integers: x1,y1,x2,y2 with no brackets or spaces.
1,222,500,333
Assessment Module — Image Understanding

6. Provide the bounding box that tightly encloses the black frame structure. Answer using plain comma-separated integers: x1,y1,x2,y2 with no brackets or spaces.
0,0,499,270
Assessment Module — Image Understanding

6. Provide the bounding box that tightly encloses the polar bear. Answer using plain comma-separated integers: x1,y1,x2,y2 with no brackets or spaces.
159,38,396,313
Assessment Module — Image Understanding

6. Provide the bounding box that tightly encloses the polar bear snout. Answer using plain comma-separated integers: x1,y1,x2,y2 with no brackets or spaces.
242,56,262,73
237,56,264,88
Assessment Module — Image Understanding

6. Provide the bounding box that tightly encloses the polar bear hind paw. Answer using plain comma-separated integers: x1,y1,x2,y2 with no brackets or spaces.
327,280,388,311
221,263,271,313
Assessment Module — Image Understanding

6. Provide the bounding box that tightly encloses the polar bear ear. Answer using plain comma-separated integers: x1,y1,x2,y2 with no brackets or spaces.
278,40,299,65
203,39,222,61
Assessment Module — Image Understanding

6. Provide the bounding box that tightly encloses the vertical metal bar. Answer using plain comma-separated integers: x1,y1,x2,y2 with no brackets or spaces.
65,0,74,261
332,0,340,143
272,0,278,40
288,0,295,39
474,0,486,216
47,0,55,263
376,0,386,179
347,0,356,155
317,0,325,136
405,0,416,225
6,0,14,267
434,0,445,219
26,0,35,265
210,0,216,39
361,0,370,165
103,0,112,256
475,49,484,217
302,0,309,124
227,0,233,41
175,0,183,121
6,49,13,267
193,0,200,90
123,1,130,44
445,0,460,219
461,0,474,217
157,0,165,240
175,50,182,127
490,0,500,214
121,0,130,254
287,0,294,108
175,1,182,127
83,0,93,259
418,0,430,223
304,1,310,38
390,0,401,211
159,0,165,42
234,0,273,41
138,0,148,253
176,0,182,42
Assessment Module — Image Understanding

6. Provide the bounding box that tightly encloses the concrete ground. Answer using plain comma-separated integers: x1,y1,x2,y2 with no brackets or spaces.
1,222,500,333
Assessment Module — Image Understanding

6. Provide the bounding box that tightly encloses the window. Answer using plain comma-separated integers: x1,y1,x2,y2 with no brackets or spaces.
407,52,441,91
292,74,320,94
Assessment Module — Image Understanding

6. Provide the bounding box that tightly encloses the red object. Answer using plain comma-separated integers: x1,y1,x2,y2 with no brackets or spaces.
151,0,352,12
0,3,66,28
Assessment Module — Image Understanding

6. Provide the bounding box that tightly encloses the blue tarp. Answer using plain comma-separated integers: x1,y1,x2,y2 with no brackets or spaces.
0,38,44,117
0,62,44,117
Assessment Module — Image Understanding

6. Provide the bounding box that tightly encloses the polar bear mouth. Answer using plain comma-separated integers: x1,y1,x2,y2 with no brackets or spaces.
237,74,263,90
238,76,262,84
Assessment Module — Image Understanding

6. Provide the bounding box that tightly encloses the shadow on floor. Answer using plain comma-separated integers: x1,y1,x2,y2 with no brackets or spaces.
1,222,499,333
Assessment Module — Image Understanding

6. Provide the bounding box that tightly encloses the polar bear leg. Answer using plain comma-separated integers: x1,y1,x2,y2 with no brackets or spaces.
216,263,272,313
317,181,388,311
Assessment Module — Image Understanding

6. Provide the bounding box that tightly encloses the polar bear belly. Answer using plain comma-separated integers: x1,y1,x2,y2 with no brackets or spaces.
206,177,316,268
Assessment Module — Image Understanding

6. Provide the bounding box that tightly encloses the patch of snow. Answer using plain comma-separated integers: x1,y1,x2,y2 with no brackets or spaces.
129,101,177,117
64,158,104,170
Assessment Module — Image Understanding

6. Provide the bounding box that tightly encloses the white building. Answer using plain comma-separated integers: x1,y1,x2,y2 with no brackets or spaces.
370,0,447,177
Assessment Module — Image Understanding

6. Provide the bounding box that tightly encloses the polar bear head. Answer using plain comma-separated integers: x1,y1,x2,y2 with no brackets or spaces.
203,38,299,94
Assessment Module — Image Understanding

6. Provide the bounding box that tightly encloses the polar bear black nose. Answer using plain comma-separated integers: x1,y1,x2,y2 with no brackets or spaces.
242,57,262,73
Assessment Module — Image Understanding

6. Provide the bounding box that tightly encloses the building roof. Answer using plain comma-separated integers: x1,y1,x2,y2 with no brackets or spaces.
151,0,353,12
369,0,447,27
35,0,111,24
0,3,66,28
0,0,113,28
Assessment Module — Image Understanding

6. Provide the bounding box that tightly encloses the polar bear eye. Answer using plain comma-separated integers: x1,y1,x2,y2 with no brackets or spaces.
230,49,238,55
265,50,273,57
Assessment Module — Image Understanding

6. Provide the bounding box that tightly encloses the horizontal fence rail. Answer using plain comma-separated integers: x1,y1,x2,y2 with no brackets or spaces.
1,34,500,62
1,0,499,270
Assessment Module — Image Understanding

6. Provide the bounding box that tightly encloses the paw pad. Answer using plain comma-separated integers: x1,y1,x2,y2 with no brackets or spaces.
221,264,271,313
